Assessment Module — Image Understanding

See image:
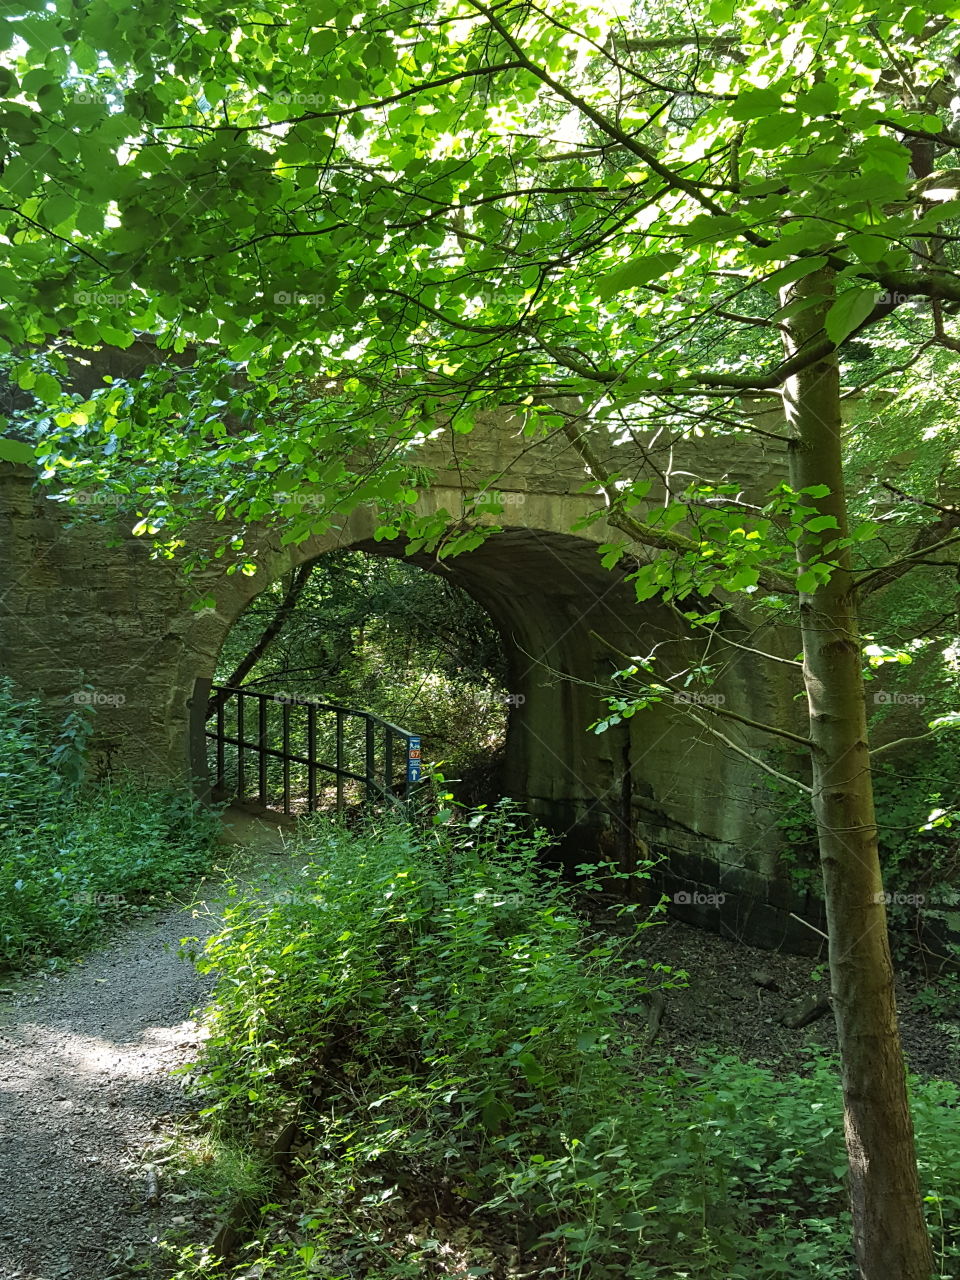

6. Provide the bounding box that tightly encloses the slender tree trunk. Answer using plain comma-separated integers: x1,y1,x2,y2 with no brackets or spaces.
206,562,314,718
782,270,933,1279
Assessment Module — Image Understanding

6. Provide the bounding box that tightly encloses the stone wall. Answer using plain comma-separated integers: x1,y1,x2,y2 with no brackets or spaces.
0,441,827,953
0,343,833,951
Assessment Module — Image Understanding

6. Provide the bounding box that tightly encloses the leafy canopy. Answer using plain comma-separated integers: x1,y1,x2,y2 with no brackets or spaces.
0,0,958,585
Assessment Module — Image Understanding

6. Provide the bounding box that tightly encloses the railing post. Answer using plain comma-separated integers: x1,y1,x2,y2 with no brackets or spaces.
216,697,225,795
307,703,317,812
384,727,393,798
258,695,268,807
282,700,291,815
237,692,246,802
365,716,375,805
336,709,345,814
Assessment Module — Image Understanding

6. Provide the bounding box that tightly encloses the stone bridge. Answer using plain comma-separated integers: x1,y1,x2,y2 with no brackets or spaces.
0,341,824,951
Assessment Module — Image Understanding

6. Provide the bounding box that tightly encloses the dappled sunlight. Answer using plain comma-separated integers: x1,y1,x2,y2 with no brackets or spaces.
1,1017,206,1092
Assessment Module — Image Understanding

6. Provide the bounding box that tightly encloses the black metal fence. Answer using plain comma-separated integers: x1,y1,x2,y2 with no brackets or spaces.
199,683,422,816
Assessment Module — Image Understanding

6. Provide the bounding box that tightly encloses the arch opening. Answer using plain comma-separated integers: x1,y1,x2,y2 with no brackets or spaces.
183,523,750,873
203,548,511,814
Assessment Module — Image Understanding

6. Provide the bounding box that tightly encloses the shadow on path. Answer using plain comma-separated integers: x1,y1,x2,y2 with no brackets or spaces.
0,806,303,1280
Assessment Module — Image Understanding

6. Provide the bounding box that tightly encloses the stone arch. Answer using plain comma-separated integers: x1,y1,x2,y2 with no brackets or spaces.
179,508,792,890
1,457,815,950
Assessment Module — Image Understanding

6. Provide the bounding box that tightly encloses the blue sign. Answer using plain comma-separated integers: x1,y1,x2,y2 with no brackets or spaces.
407,736,422,783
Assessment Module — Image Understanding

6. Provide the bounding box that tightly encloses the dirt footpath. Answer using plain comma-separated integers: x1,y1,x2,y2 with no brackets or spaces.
0,809,299,1280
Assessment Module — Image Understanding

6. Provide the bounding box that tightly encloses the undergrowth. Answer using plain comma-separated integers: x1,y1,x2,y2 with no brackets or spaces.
0,678,221,970
154,804,960,1279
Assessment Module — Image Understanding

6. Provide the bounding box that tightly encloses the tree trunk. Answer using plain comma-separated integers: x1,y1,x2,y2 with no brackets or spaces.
206,562,315,719
782,270,933,1279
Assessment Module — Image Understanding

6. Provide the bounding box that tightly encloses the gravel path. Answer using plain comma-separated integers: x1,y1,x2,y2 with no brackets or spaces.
0,809,300,1280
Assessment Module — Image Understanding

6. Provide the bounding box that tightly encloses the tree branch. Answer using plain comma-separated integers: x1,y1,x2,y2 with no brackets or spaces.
855,530,960,596
682,706,813,793
207,561,315,717
559,416,797,594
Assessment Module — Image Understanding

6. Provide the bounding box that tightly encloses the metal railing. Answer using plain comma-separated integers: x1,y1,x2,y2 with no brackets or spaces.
201,684,422,816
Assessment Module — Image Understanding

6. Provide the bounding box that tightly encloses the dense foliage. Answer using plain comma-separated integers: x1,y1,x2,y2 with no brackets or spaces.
157,809,960,1279
0,679,220,970
1,0,959,1268
0,0,952,599
216,551,508,786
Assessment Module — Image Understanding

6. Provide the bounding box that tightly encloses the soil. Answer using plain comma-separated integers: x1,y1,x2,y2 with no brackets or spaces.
625,908,960,1081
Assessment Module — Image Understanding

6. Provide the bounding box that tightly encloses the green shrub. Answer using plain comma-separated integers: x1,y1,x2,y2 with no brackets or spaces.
0,678,61,831
0,680,221,970
172,805,960,1279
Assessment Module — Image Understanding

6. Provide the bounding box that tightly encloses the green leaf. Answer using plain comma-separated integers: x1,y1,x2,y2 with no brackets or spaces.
41,195,75,229
796,570,819,593
0,436,34,464
825,287,881,345
517,1051,545,1084
846,233,891,265
597,253,681,300
724,568,759,590
850,521,881,542
797,82,840,116
728,88,783,120
32,372,62,403
763,256,829,294
748,111,803,148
